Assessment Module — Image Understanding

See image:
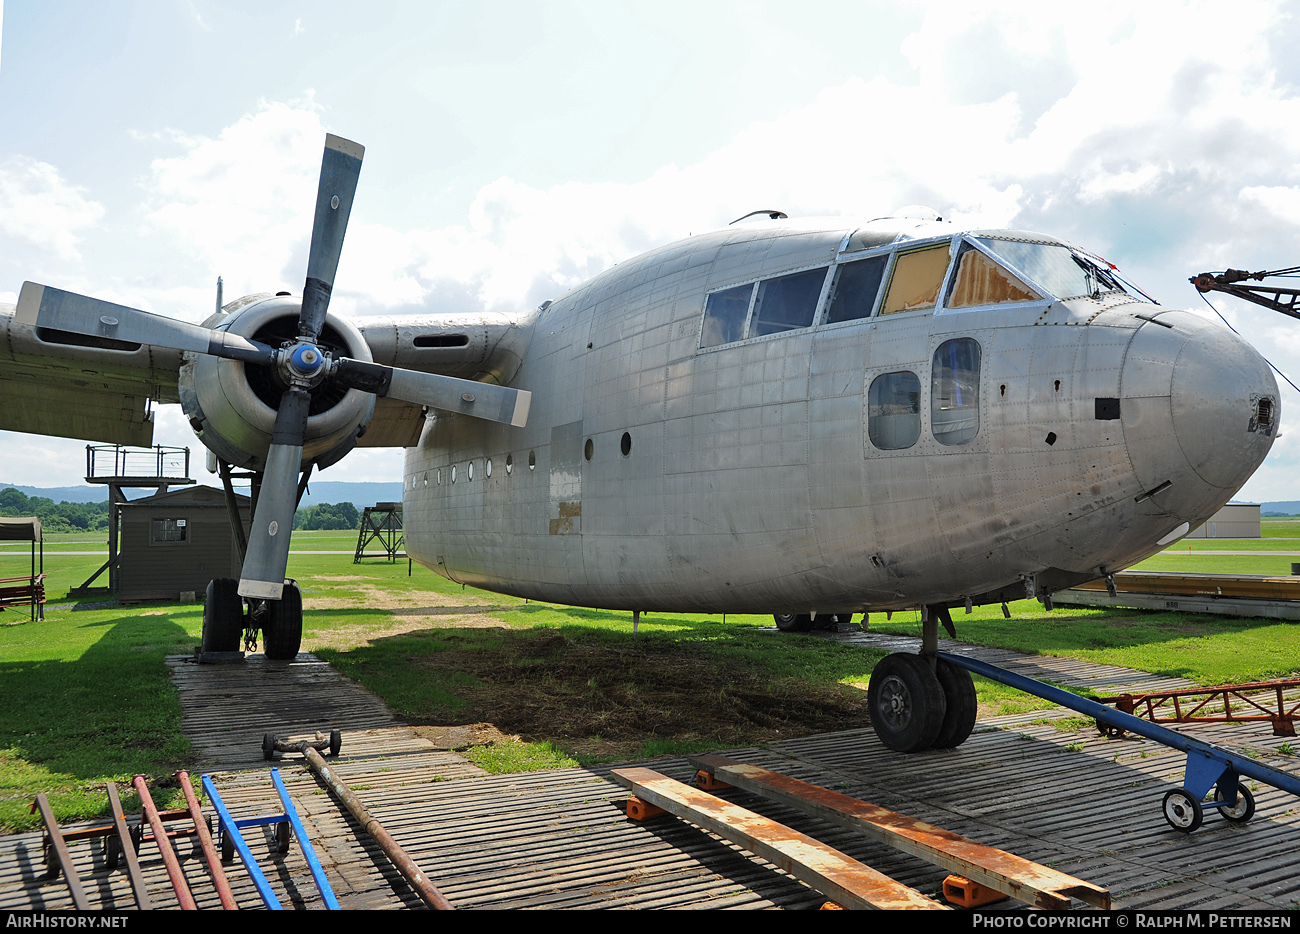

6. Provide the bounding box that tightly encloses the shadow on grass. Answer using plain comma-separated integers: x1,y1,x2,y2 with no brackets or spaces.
313,609,887,763
0,613,196,782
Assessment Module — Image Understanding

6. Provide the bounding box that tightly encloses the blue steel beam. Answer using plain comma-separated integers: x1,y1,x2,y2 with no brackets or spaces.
201,774,283,910
937,652,1300,801
270,767,340,909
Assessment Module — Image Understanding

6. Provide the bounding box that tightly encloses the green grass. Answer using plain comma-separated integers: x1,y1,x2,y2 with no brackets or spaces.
7,524,1300,832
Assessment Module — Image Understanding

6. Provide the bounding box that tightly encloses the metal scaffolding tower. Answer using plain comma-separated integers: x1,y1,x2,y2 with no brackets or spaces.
354,503,404,563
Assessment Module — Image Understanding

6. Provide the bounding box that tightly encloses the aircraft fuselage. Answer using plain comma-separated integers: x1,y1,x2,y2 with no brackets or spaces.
402,217,1278,615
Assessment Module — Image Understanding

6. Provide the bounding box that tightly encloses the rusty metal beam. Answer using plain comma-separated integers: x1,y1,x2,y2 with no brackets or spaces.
105,782,153,910
690,755,1110,911
610,766,946,910
33,794,90,910
177,771,238,910
1073,570,1300,601
1096,680,1300,736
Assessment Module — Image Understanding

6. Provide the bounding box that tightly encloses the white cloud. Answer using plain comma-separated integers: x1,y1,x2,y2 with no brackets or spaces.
0,157,104,259
143,99,325,297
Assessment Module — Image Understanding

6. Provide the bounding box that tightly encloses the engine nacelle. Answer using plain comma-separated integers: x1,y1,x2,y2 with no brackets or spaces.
179,293,376,472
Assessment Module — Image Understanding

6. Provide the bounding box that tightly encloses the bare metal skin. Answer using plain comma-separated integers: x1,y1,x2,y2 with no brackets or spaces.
0,215,1277,617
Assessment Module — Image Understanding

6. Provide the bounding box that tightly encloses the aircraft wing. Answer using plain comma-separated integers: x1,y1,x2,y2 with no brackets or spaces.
0,301,182,446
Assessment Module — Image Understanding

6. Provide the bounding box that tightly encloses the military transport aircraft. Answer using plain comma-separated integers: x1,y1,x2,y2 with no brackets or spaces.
0,135,1279,755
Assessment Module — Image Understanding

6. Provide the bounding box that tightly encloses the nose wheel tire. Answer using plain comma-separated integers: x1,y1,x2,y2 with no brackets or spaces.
1162,788,1204,833
263,579,303,660
867,653,947,752
932,658,978,749
1214,783,1255,823
202,578,244,654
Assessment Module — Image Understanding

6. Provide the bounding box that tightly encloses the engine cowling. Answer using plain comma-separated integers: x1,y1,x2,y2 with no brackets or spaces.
178,293,376,472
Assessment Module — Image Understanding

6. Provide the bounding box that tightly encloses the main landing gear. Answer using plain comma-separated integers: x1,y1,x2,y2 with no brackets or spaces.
773,612,846,632
867,605,977,752
201,578,303,661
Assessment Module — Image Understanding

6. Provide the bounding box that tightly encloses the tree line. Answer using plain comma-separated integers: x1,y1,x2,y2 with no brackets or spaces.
0,488,362,533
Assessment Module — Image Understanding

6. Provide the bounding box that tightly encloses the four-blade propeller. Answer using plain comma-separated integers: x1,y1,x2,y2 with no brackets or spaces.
16,134,531,602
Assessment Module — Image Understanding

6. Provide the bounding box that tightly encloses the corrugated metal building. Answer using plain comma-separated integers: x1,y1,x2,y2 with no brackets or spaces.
1187,502,1261,539
118,485,250,602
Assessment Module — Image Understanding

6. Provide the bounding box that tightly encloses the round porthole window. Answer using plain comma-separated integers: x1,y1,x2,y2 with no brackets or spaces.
584,438,594,461
422,472,428,487
528,451,536,470
486,458,493,478
451,465,457,483
437,468,441,485
506,454,513,475
468,461,474,481
621,431,632,456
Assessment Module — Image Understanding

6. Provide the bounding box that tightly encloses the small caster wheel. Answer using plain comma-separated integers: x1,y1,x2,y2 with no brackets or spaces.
275,821,292,854
329,729,342,757
1162,787,1203,833
1215,783,1255,823
263,732,278,761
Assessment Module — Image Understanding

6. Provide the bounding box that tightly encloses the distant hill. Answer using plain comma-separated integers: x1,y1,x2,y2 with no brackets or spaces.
1262,502,1300,516
0,480,404,510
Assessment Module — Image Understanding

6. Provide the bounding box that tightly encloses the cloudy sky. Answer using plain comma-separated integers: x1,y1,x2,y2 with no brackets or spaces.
3,1,1300,502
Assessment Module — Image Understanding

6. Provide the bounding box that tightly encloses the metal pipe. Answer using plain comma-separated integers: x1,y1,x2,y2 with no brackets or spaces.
298,744,454,910
177,771,238,910
132,775,197,910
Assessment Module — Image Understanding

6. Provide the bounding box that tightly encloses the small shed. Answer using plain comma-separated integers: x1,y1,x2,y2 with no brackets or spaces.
1187,503,1261,539
117,486,250,603
0,517,44,620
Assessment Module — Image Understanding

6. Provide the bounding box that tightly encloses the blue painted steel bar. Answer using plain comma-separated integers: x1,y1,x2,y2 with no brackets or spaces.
937,652,1300,801
201,774,283,910
269,767,340,910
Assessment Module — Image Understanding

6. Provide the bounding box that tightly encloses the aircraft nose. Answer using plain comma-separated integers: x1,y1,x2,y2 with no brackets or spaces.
1120,313,1277,520
1170,320,1278,491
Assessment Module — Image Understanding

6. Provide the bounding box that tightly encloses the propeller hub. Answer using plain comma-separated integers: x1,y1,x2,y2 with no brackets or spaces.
286,342,326,379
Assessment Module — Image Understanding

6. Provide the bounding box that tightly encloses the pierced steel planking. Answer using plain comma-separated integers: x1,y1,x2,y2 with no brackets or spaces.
610,767,946,910
690,754,1110,910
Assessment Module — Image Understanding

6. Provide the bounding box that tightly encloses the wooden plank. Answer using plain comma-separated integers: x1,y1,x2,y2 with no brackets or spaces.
610,767,946,910
691,754,1110,910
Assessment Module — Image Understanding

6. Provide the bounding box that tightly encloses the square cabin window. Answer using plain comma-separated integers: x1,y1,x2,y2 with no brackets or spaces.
700,283,754,348
880,243,951,315
749,267,828,337
152,517,188,543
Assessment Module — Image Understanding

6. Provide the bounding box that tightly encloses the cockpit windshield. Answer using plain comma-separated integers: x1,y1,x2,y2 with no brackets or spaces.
975,237,1150,303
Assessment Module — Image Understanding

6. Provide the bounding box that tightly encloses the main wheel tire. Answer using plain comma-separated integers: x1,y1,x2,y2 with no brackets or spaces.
1162,788,1204,833
867,653,947,752
202,578,243,653
263,580,303,661
1215,783,1255,823
774,613,812,632
931,658,978,749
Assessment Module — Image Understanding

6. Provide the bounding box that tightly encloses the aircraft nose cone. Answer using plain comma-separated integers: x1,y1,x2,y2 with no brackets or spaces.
1169,320,1277,491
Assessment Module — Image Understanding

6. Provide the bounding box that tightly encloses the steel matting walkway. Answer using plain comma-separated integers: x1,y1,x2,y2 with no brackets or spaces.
2,639,1298,910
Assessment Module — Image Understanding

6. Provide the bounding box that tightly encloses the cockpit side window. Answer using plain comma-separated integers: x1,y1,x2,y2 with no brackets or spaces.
880,243,951,315
931,338,980,445
946,242,1042,308
750,267,828,337
825,254,888,324
700,283,754,348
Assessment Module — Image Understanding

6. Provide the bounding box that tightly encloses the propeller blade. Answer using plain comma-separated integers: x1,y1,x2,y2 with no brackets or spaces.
334,358,532,427
237,388,311,601
16,282,275,365
299,134,364,342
